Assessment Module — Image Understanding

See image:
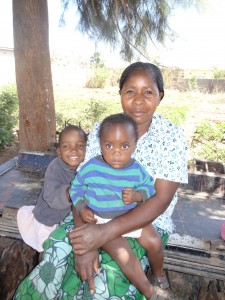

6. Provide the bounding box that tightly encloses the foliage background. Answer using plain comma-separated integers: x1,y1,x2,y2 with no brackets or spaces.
1,62,225,164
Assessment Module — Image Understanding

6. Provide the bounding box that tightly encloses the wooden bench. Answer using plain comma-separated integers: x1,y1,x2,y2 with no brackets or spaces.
0,152,225,299
0,151,55,300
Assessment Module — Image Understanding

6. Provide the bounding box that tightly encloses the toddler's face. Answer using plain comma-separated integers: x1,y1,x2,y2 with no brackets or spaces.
100,123,136,169
58,130,86,169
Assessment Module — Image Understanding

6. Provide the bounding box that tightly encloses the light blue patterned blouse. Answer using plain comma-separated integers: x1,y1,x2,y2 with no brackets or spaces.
80,113,188,234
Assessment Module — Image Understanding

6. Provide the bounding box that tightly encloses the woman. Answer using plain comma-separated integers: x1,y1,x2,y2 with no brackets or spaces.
13,62,188,300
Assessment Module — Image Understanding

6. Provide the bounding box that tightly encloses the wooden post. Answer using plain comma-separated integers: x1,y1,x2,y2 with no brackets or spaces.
13,0,56,152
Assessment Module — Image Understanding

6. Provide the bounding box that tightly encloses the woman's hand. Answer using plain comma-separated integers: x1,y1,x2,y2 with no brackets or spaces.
74,249,99,294
69,223,108,255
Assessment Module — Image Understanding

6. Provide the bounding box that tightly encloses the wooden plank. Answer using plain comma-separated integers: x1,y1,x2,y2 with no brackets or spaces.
0,231,20,239
0,157,18,176
164,249,225,280
180,172,225,196
0,217,20,237
165,260,225,280
0,168,43,218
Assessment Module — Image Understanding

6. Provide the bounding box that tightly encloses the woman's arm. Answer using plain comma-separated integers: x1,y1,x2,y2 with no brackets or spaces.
71,206,99,294
69,178,179,255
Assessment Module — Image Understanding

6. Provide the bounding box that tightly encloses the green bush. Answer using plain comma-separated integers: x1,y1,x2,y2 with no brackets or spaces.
0,84,19,149
188,76,198,90
108,67,124,86
191,121,225,161
56,112,66,132
213,68,225,79
158,105,188,125
55,99,112,134
161,67,184,89
85,67,109,88
79,99,111,132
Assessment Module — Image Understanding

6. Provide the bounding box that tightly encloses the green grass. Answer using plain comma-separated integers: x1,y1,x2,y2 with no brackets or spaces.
2,82,224,162
53,85,224,130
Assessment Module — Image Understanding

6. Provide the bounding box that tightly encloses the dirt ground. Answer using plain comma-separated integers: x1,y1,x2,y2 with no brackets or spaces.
0,142,20,166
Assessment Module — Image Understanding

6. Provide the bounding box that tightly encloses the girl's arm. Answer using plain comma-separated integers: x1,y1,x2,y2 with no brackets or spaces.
42,162,71,210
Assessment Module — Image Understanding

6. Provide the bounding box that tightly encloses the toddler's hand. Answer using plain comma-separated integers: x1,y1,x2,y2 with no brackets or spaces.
80,207,97,223
122,188,142,204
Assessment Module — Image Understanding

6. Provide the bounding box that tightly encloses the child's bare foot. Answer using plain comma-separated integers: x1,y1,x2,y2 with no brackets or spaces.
146,268,174,299
148,286,173,299
145,284,154,300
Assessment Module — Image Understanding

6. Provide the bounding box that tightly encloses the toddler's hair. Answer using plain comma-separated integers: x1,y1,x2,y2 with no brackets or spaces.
99,113,138,142
119,62,164,100
59,125,88,145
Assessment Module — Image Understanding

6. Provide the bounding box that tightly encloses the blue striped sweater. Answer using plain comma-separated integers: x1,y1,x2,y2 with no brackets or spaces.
70,155,155,219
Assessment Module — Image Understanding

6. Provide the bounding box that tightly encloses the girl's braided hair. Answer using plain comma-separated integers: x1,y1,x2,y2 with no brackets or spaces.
119,62,164,100
59,125,88,145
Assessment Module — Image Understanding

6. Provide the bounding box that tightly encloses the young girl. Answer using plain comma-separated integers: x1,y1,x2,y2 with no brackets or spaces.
70,113,165,299
17,125,87,252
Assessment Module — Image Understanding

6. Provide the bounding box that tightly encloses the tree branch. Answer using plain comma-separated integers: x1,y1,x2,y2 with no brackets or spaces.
120,0,132,29
115,0,150,61
134,12,158,50
91,0,97,16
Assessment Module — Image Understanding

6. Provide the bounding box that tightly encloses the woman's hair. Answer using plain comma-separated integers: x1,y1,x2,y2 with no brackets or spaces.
99,113,138,142
119,62,164,100
59,125,88,145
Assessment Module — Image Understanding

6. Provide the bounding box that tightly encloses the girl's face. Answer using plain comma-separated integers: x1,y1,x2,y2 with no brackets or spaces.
120,70,163,136
100,123,137,169
57,130,86,170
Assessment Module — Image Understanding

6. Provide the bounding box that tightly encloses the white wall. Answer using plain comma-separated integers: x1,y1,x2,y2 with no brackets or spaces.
0,47,88,88
0,47,16,87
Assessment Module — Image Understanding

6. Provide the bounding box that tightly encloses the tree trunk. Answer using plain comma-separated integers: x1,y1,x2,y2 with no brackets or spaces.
13,0,56,152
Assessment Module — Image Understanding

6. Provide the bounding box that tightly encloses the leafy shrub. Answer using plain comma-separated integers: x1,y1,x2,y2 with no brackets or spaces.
188,76,198,90
0,85,18,149
191,121,225,161
56,112,66,132
108,67,124,87
79,99,111,132
162,67,184,89
55,99,112,134
85,67,109,88
158,105,188,125
213,68,225,79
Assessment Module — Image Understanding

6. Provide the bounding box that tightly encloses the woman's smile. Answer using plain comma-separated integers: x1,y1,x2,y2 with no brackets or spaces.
131,110,145,116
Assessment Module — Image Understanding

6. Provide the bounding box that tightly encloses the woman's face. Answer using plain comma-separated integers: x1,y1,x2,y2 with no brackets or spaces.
120,70,163,135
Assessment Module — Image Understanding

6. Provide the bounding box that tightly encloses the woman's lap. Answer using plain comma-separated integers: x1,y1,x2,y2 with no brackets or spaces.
13,212,169,300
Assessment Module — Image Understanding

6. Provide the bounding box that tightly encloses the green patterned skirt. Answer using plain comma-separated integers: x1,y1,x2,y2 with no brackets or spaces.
13,212,168,300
